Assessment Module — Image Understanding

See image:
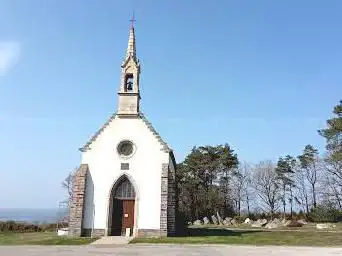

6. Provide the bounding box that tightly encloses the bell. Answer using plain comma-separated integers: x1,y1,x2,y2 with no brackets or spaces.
127,81,133,91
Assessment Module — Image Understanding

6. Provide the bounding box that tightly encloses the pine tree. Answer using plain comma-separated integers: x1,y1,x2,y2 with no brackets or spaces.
276,155,296,218
176,144,238,221
319,100,342,166
298,145,319,208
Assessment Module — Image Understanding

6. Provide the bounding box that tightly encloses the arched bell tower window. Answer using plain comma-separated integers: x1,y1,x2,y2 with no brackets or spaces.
125,74,134,92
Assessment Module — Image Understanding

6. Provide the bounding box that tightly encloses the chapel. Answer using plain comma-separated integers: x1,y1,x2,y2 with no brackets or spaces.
68,21,177,237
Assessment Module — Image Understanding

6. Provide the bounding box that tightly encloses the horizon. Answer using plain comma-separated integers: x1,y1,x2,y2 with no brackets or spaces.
1,0,341,208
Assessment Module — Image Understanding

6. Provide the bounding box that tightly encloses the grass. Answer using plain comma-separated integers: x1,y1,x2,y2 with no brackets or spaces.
131,227,342,247
3,226,342,247
0,232,98,245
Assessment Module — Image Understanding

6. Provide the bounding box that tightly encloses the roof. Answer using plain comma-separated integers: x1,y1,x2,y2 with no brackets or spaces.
79,112,173,154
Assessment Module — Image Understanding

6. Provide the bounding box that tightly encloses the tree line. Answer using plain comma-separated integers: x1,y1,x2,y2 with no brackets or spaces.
177,100,342,222
61,100,341,223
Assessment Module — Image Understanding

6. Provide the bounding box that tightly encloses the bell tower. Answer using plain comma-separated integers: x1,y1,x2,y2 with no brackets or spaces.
117,16,141,116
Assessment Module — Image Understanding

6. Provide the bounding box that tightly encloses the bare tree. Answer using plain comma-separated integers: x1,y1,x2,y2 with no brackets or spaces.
61,167,77,204
324,155,342,185
231,162,254,216
243,163,254,216
231,171,243,215
245,177,252,216
321,171,342,209
295,167,310,214
252,160,280,218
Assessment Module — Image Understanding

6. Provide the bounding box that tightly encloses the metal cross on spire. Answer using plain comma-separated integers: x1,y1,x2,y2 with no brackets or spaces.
130,12,136,28
126,12,137,59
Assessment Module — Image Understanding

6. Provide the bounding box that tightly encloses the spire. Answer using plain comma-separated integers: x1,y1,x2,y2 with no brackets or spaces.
118,14,141,116
125,14,136,60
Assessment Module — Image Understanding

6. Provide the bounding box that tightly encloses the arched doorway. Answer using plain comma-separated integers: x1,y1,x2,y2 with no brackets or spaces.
108,175,136,236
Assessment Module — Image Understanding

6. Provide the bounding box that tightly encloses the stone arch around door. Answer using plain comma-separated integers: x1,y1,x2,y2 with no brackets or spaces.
106,173,139,236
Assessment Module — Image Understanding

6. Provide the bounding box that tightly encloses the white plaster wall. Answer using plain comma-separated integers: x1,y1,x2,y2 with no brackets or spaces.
82,171,94,229
81,116,169,232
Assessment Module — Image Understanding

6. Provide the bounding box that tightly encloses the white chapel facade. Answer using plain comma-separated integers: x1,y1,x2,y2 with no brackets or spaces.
68,22,177,237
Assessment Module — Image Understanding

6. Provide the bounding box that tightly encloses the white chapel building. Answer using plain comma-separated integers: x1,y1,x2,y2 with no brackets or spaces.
68,22,177,237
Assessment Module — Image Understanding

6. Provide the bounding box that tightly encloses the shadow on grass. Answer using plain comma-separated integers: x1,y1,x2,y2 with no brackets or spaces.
178,227,264,237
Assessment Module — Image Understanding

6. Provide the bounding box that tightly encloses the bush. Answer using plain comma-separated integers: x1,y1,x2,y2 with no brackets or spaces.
307,204,342,223
0,221,39,233
0,221,68,233
175,211,188,236
233,216,245,223
290,211,307,221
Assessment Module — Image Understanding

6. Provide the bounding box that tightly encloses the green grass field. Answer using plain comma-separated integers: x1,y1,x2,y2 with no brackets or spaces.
2,226,342,246
0,232,97,245
131,228,342,247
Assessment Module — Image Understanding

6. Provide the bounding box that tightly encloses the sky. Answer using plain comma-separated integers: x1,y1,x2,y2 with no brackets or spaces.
0,0,341,208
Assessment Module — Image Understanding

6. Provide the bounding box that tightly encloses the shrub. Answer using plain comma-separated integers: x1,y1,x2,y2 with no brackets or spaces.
0,221,39,232
307,204,342,223
0,221,68,233
233,216,245,223
175,211,188,236
290,211,307,221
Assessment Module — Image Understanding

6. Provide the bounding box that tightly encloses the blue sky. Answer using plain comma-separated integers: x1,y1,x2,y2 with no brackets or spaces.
0,0,341,208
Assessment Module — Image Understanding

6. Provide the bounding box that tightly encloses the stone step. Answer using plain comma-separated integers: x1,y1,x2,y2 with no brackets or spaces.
91,236,133,245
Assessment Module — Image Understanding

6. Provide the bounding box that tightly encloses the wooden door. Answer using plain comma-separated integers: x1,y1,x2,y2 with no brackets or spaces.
111,199,123,236
122,200,135,235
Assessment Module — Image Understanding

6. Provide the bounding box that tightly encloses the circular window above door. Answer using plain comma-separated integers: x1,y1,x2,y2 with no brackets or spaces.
117,140,135,158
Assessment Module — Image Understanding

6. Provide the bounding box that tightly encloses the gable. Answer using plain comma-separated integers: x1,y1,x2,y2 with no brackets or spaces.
79,112,172,154
121,55,139,70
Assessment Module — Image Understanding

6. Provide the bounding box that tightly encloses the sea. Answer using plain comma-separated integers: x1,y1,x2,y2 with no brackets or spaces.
0,208,68,223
